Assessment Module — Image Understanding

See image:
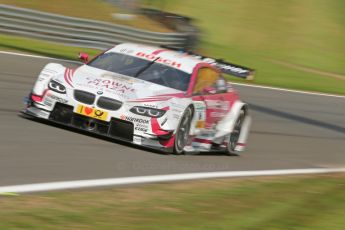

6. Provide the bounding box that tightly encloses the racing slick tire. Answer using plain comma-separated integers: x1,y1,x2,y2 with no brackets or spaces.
174,107,193,154
227,109,245,155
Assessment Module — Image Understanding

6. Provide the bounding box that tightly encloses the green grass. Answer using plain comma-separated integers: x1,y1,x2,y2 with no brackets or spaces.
161,0,345,94
0,34,100,60
0,174,344,229
164,0,345,73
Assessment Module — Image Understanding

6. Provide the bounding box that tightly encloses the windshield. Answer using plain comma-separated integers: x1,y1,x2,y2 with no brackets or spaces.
88,52,191,91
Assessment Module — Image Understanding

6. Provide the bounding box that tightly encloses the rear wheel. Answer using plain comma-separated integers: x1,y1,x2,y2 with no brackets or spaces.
174,107,193,154
227,109,245,154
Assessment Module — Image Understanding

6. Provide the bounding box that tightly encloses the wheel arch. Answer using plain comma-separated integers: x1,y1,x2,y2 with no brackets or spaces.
214,100,248,137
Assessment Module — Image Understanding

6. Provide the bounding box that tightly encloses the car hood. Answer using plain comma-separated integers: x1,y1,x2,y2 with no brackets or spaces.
64,65,184,102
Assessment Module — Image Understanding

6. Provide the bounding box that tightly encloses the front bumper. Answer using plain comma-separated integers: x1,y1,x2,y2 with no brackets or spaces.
22,102,173,153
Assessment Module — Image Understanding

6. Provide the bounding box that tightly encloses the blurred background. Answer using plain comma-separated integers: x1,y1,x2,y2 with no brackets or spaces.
0,0,344,94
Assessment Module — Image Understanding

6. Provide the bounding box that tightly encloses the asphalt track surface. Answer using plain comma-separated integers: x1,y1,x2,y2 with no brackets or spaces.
0,53,344,187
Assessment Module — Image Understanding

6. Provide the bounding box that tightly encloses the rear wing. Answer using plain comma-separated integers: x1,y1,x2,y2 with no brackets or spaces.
160,46,255,80
191,55,255,80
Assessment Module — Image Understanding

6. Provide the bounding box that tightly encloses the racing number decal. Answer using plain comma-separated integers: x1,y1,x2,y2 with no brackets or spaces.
76,105,108,121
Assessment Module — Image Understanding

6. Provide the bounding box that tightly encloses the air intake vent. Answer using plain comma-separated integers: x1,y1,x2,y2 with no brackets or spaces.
109,118,133,141
97,97,123,111
74,90,95,105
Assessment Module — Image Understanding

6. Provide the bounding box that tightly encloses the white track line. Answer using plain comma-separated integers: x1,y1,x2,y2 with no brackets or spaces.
0,168,344,194
1,50,345,98
0,51,80,64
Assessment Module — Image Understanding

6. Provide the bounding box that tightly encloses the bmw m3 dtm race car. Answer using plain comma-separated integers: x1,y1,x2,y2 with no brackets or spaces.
22,43,254,154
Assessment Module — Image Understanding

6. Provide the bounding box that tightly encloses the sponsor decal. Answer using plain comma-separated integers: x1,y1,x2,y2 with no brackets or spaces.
94,110,104,117
46,93,68,104
192,56,249,74
43,99,53,107
210,111,224,118
217,63,248,74
172,114,181,120
120,115,150,124
195,111,206,128
75,105,108,121
120,115,149,132
205,123,215,129
101,73,135,82
205,100,229,111
198,132,215,139
196,120,205,128
142,104,158,108
37,110,50,118
133,136,142,144
135,125,148,132
161,117,168,126
104,88,132,100
86,77,135,94
170,102,185,109
195,104,206,110
136,52,181,68
171,108,183,114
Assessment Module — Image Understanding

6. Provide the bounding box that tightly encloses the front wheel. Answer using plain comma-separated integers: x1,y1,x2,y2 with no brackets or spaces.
227,110,245,155
174,107,193,154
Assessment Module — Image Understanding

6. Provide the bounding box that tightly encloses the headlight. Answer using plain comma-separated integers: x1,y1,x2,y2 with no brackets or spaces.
48,80,66,94
130,106,166,118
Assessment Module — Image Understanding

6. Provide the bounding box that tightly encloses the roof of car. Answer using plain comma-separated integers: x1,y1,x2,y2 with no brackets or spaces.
107,43,205,74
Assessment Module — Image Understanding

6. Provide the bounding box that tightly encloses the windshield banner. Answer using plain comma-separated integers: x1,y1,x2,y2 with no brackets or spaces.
192,55,255,80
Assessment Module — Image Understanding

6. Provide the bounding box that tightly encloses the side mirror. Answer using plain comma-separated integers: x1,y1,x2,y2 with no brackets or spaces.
78,52,89,63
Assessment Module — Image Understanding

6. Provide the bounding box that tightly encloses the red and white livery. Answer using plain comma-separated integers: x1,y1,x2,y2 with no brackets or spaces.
23,43,254,154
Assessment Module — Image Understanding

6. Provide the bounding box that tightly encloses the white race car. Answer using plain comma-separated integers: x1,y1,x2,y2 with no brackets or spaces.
22,43,254,154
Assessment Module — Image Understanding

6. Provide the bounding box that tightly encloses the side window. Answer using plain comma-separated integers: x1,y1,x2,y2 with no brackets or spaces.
193,67,221,95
